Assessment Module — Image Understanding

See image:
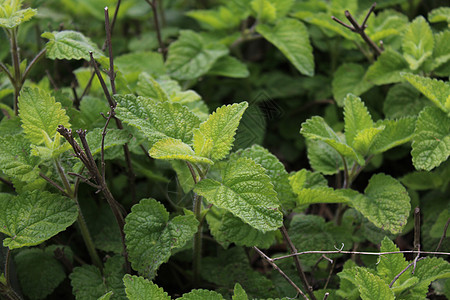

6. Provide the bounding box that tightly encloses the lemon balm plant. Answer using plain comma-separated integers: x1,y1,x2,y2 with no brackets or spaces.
0,0,450,299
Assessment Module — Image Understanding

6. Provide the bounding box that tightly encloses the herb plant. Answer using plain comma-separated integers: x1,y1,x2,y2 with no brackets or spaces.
0,0,449,299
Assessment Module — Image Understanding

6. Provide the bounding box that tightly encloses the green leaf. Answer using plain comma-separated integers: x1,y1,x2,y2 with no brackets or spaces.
400,171,445,191
207,56,250,78
430,209,450,238
355,268,395,300
115,51,166,77
365,49,409,85
193,102,248,161
0,191,78,249
149,137,213,165
15,248,66,300
332,63,373,106
256,18,314,76
306,139,345,175
353,127,385,156
136,73,170,102
350,173,410,234
166,30,228,80
232,283,248,300
97,292,113,300
429,30,450,71
369,117,416,154
344,94,374,147
195,157,283,232
251,0,276,23
402,73,450,113
301,116,365,165
410,257,450,297
294,187,354,205
383,83,427,119
179,289,225,300
271,0,294,18
428,7,450,25
377,237,409,284
115,94,201,147
42,30,104,61
186,6,241,30
85,128,130,156
402,16,434,70
18,87,70,145
0,1,36,29
289,169,328,192
123,275,171,300
124,198,199,278
411,106,450,171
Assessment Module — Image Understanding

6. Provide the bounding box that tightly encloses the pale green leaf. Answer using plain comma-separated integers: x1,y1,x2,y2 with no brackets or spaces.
179,289,224,300
332,63,373,106
411,106,450,171
0,191,78,249
149,137,213,165
123,275,171,300
429,30,450,71
377,237,409,284
428,7,450,25
402,73,450,113
369,117,416,154
18,87,70,145
251,0,276,22
186,6,241,30
402,16,434,70
0,1,36,29
115,94,201,147
306,139,345,175
136,72,169,102
85,128,130,156
193,102,248,161
207,56,249,78
194,157,283,232
289,169,328,192
301,116,365,165
383,83,427,119
353,127,385,156
365,49,409,85
42,30,104,61
256,18,314,76
166,30,228,80
295,187,354,205
272,0,294,18
114,51,166,77
97,292,113,300
355,268,395,300
232,283,248,300
350,173,410,234
344,94,374,147
124,198,199,278
409,257,450,297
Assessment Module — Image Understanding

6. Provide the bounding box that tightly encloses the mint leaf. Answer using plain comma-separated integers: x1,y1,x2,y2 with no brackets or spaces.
355,268,395,300
135,73,170,102
306,139,345,175
402,16,434,70
429,30,450,71
344,94,374,147
186,6,241,30
70,265,107,299
0,1,36,29
115,94,201,147
251,0,277,23
233,283,248,300
193,102,248,161
365,49,409,85
115,51,166,78
351,174,410,234
207,55,250,78
166,30,228,80
409,257,450,298
179,289,225,300
85,128,130,157
123,274,171,300
353,127,385,156
377,237,409,284
42,30,104,61
411,106,450,171
256,18,314,76
369,117,416,154
150,138,213,165
195,157,283,232
124,198,198,278
0,191,78,249
332,63,373,106
383,83,427,119
18,87,70,145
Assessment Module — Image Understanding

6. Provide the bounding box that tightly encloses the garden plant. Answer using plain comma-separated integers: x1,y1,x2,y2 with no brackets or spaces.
0,0,449,299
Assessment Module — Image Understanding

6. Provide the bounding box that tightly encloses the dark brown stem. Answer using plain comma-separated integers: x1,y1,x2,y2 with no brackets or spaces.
145,0,166,60
280,225,316,300
413,207,421,252
435,217,450,252
40,172,70,197
389,257,425,287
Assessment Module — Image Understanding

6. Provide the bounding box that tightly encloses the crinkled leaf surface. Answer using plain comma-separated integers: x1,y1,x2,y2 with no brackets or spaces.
0,1,36,29
136,73,170,102
195,157,283,232
0,191,78,249
123,275,171,300
402,16,434,70
124,198,198,278
256,18,314,76
149,137,213,165
193,102,248,161
42,30,104,61
369,117,416,154
429,30,450,71
409,257,450,298
18,87,70,145
115,94,201,147
365,49,409,85
377,237,410,284
85,128,130,156
355,268,395,300
383,83,427,119
353,127,385,156
179,289,225,300
306,139,345,175
166,30,228,80
350,173,410,234
411,106,450,171
344,94,374,147
332,64,373,106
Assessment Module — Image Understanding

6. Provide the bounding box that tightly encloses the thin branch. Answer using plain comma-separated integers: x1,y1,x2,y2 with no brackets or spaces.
21,48,46,85
0,61,14,84
104,7,116,95
253,246,308,300
389,257,426,287
186,162,198,184
435,217,450,252
101,110,114,179
414,207,421,252
40,172,71,198
67,172,101,190
89,52,114,107
145,0,166,60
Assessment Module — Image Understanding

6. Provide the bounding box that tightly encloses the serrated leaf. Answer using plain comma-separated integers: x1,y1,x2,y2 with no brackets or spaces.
18,87,70,145
350,173,410,234
123,275,171,300
402,16,434,70
411,106,450,171
70,265,106,300
369,117,416,154
402,73,450,113
301,116,365,165
353,127,385,155
15,248,66,300
124,198,198,278
365,49,409,85
355,268,395,300
430,209,450,238
377,237,409,284
332,63,373,106
166,30,228,80
136,72,169,102
256,18,314,76
428,7,450,25
85,128,130,156
115,94,201,147
149,137,213,165
0,191,78,249
429,30,450,71
195,157,283,232
289,169,328,192
306,139,345,175
233,283,248,300
179,289,225,300
344,94,374,147
383,83,427,119
409,257,450,297
0,1,36,29
207,55,250,78
251,0,276,22
42,30,104,61
193,102,248,161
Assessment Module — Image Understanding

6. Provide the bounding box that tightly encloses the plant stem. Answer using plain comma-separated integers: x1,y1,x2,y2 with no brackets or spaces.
20,48,46,86
192,193,203,286
10,29,21,115
145,0,166,60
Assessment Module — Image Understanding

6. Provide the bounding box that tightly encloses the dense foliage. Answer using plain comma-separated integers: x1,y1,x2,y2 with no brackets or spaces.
0,0,449,299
